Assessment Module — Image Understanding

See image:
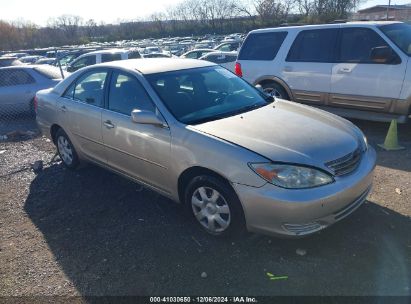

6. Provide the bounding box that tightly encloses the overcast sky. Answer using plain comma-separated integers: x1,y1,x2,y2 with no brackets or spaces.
0,0,408,26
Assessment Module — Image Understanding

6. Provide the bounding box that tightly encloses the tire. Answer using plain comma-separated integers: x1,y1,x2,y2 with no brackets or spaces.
55,129,79,169
184,175,247,237
261,81,290,100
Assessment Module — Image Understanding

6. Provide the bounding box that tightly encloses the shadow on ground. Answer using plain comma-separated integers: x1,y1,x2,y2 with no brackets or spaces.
24,164,411,296
0,115,39,142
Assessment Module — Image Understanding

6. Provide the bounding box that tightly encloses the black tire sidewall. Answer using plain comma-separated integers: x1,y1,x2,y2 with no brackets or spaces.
184,175,246,237
55,129,79,169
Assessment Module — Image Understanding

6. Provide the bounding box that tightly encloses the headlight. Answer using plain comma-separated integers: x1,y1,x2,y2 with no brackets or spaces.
249,163,334,189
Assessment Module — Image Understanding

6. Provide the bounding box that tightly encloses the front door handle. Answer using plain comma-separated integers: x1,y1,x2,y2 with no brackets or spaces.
104,120,115,129
60,105,67,112
283,66,293,72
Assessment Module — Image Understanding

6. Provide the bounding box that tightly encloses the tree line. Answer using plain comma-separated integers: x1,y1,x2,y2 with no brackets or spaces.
0,0,364,51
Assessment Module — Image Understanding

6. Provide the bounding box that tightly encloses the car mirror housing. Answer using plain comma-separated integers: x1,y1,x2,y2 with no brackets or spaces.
131,109,167,127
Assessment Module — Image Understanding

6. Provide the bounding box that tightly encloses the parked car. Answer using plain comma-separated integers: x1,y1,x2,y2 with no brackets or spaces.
0,65,64,116
236,21,411,123
55,49,97,68
214,41,241,52
66,49,141,72
2,52,28,59
19,55,45,64
200,51,238,72
35,58,57,65
180,49,214,59
0,57,22,67
36,59,375,238
143,53,171,58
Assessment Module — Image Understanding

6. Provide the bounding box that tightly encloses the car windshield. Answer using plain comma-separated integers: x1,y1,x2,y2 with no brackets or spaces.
146,66,272,125
380,23,411,56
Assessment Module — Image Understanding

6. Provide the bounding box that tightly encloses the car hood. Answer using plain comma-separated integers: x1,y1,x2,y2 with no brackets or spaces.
191,100,362,171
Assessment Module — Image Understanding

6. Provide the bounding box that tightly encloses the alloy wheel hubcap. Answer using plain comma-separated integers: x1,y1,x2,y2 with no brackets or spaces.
263,87,282,98
191,186,231,233
57,136,73,165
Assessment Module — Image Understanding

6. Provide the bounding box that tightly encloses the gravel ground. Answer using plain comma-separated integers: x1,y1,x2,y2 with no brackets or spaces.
0,118,410,297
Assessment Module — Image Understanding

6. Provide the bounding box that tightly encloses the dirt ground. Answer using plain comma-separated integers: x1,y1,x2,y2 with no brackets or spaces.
0,118,410,297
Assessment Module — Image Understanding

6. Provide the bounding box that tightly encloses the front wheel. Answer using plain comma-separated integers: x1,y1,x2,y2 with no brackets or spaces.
56,129,79,169
185,175,246,237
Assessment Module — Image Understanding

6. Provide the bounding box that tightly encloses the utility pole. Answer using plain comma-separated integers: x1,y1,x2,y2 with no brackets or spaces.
386,0,391,20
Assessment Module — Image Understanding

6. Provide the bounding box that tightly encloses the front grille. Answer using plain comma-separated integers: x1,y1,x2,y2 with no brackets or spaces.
326,147,362,176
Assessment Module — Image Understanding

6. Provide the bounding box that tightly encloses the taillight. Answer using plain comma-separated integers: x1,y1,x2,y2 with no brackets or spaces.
33,96,38,113
235,62,242,77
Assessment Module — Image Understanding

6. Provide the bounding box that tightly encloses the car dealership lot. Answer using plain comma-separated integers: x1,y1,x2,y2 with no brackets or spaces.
0,118,410,296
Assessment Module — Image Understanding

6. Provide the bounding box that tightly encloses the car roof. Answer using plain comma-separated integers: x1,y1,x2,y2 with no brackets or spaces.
97,58,216,74
80,48,131,56
250,21,403,34
0,65,35,70
186,49,214,53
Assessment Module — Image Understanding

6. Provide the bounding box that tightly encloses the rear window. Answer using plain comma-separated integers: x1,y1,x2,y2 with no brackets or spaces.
238,31,287,60
287,29,338,62
34,66,62,79
101,53,122,63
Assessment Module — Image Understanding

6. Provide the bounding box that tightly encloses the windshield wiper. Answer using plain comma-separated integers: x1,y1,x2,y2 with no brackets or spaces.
186,103,266,125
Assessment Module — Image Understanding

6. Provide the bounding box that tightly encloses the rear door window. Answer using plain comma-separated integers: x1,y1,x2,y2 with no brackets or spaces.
73,71,108,107
238,31,287,60
287,29,338,62
0,69,35,86
185,52,198,59
101,53,122,63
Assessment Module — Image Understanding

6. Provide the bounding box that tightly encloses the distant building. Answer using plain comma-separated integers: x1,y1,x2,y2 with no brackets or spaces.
353,4,411,21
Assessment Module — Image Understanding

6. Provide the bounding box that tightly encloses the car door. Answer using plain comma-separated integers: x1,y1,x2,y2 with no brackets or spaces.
101,70,171,192
330,26,407,113
63,69,109,165
0,69,37,112
281,28,338,106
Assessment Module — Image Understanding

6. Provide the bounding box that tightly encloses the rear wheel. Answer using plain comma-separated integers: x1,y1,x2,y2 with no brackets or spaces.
185,175,246,237
56,129,79,169
261,81,289,100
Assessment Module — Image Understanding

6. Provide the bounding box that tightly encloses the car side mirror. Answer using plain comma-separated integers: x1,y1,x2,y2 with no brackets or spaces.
370,46,394,64
131,109,167,127
66,65,75,72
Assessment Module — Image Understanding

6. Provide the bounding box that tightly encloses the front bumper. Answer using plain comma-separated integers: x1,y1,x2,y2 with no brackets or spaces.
233,146,377,237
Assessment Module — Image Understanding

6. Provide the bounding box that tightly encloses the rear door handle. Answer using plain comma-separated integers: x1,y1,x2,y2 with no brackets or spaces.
339,67,352,73
104,120,115,129
60,105,67,112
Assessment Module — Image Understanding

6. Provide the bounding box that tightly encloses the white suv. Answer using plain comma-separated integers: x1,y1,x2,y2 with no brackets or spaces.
236,21,411,123
67,49,141,72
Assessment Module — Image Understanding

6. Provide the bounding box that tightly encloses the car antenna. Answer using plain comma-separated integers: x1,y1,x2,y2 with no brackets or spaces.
56,48,65,79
